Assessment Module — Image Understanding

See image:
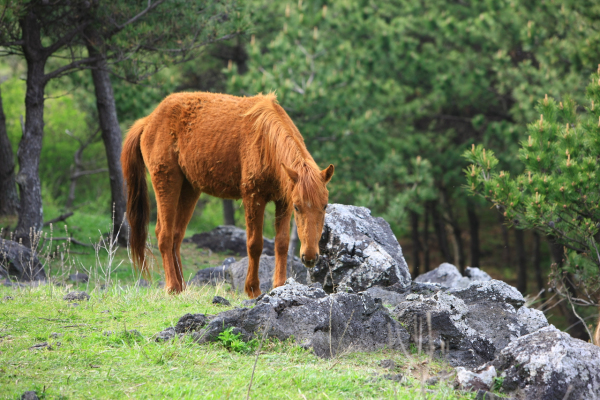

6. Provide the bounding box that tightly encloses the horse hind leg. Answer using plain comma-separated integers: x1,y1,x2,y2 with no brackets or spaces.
243,195,267,298
151,166,185,293
172,179,201,290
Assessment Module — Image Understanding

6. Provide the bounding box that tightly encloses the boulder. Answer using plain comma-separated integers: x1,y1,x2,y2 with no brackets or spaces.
174,313,208,333
188,226,274,256
492,326,600,400
0,239,46,282
415,263,492,290
392,280,530,369
186,278,410,358
311,204,411,293
516,306,549,334
68,272,88,283
226,255,308,293
415,263,462,288
188,257,236,286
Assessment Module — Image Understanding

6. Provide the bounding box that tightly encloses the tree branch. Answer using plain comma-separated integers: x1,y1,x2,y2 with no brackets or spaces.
43,55,100,82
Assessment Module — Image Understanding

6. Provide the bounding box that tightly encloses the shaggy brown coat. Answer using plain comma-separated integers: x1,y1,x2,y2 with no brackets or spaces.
121,92,334,297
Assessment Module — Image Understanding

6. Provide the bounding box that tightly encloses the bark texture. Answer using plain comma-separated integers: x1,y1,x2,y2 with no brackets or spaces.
223,199,235,226
466,200,480,269
0,86,19,216
85,27,129,244
515,228,527,294
14,10,47,245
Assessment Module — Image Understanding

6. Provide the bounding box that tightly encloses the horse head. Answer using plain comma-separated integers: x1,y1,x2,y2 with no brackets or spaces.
282,163,335,268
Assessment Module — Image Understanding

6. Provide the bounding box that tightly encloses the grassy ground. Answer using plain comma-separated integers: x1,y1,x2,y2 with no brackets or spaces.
1,280,481,399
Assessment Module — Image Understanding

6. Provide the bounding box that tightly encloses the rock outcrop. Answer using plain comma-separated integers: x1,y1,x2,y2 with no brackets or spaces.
226,255,309,293
311,204,411,293
159,278,410,358
391,279,545,369
188,225,275,256
492,326,600,399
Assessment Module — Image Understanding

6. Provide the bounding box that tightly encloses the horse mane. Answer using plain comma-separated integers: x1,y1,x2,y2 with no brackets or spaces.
243,93,328,206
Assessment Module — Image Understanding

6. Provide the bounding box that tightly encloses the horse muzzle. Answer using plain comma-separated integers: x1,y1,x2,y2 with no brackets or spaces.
301,253,319,268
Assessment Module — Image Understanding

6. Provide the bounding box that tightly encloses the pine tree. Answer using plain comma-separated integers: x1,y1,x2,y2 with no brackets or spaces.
464,69,600,343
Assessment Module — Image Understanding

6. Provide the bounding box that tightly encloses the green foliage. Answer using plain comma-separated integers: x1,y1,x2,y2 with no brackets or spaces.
217,326,259,353
464,71,600,302
227,0,600,236
492,376,505,392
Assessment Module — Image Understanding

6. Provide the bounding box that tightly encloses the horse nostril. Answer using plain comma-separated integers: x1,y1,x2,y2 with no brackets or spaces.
301,254,305,263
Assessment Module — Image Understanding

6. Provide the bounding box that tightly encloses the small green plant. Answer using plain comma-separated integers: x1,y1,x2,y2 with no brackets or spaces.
492,376,505,392
217,327,258,354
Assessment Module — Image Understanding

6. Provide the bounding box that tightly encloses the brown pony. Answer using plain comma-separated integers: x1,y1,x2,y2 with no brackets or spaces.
121,92,334,298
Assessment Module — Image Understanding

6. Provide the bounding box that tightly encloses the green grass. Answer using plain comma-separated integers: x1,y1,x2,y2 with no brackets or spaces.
1,283,477,399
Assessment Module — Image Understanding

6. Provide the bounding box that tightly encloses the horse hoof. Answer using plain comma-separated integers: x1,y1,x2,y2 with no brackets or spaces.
245,286,262,299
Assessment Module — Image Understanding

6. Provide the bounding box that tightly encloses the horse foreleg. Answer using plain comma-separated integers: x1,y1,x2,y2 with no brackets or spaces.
243,196,266,298
273,200,292,288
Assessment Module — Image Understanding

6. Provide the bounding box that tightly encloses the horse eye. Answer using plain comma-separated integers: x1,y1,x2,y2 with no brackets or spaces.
294,205,299,212
323,205,327,211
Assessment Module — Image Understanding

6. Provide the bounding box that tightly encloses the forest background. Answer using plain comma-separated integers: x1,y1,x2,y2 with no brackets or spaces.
1,0,600,340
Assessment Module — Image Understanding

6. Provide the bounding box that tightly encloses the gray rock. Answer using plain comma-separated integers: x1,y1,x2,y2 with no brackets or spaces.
63,291,90,301
492,326,600,400
155,327,176,342
189,225,275,256
456,365,496,391
310,204,411,293
415,263,462,288
174,313,208,334
475,390,506,400
212,295,231,306
517,306,549,334
0,239,46,282
189,265,229,286
465,267,492,282
189,278,410,358
226,255,308,294
68,272,88,283
448,280,525,309
415,264,493,290
21,391,39,400
393,286,526,369
365,286,407,306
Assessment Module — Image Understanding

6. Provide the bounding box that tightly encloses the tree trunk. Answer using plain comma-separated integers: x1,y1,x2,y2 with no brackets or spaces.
431,203,451,262
467,199,480,269
498,212,511,268
548,238,590,341
0,86,19,216
410,210,421,277
223,199,235,226
532,231,545,302
423,202,430,272
515,228,527,294
85,27,129,245
14,11,48,246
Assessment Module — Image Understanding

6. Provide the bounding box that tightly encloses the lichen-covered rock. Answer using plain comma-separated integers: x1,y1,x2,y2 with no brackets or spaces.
63,291,90,301
517,307,549,334
188,225,275,256
174,313,208,333
415,263,462,288
155,327,176,342
415,263,492,290
188,278,409,358
0,239,46,282
456,365,497,391
188,257,236,286
392,284,526,369
310,204,411,293
448,280,525,309
226,255,308,293
492,326,600,399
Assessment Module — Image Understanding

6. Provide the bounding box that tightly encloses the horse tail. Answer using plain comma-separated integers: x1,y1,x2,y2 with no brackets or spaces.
122,117,152,278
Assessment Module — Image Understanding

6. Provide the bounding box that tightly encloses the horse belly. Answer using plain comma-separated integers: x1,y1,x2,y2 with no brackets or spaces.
176,128,243,199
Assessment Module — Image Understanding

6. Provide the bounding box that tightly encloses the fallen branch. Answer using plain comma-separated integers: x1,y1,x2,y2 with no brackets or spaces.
43,212,74,227
52,237,93,248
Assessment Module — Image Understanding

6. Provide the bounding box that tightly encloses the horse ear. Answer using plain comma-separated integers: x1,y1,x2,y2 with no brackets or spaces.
321,164,334,184
281,163,299,184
